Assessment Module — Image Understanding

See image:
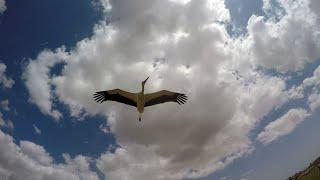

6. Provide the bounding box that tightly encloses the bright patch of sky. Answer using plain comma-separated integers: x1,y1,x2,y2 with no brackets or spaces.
225,0,264,34
1,0,320,179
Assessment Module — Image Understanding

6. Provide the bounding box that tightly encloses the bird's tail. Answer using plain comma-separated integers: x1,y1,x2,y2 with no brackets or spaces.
139,113,142,122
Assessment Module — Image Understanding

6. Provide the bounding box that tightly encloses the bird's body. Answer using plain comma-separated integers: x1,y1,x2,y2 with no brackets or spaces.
93,77,187,121
137,91,145,120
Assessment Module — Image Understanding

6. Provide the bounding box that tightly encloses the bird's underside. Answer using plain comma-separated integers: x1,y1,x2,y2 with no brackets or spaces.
93,77,187,121
93,89,188,107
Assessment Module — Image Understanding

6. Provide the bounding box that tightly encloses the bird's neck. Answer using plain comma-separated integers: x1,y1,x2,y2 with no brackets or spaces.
141,84,145,94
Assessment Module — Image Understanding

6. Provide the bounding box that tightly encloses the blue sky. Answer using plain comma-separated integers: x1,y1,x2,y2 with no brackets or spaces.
0,0,113,160
1,0,320,180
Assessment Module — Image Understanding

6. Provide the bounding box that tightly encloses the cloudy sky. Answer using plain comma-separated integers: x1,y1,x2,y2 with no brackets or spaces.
1,0,320,179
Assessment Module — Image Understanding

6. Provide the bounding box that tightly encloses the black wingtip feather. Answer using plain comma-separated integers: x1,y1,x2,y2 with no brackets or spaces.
93,91,107,103
175,93,188,105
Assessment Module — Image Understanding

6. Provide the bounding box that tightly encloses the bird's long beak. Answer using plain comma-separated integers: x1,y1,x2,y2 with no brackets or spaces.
143,76,149,84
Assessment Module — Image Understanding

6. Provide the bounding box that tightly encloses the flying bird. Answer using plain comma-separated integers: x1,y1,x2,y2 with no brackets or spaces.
93,77,187,121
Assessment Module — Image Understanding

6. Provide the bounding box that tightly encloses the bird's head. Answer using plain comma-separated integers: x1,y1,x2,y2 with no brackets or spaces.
142,76,149,86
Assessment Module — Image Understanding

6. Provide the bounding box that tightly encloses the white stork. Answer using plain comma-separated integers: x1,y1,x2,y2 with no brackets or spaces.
93,77,187,121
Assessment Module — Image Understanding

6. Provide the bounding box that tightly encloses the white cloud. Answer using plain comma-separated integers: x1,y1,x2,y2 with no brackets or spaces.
0,63,14,88
168,0,191,5
303,65,320,88
308,93,320,112
62,153,101,180
262,0,271,10
20,141,53,166
23,49,68,120
1,99,9,111
33,124,42,134
0,129,99,180
247,0,320,72
309,0,320,20
96,144,181,180
257,108,310,145
0,0,6,14
22,0,320,179
301,65,320,112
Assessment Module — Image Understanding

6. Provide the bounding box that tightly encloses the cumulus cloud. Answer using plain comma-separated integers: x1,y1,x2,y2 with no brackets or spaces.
303,65,320,88
309,0,320,20
22,0,320,179
0,63,14,88
33,124,42,134
308,93,320,112
23,49,68,120
247,0,320,72
0,0,6,14
20,140,53,166
302,65,320,112
257,108,310,145
0,129,99,180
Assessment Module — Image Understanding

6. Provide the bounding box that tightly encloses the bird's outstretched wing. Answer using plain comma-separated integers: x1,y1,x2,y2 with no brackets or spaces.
93,89,137,107
144,90,187,107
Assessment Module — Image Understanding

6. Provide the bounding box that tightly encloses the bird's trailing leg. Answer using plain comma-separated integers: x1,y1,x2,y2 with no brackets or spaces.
139,113,142,122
